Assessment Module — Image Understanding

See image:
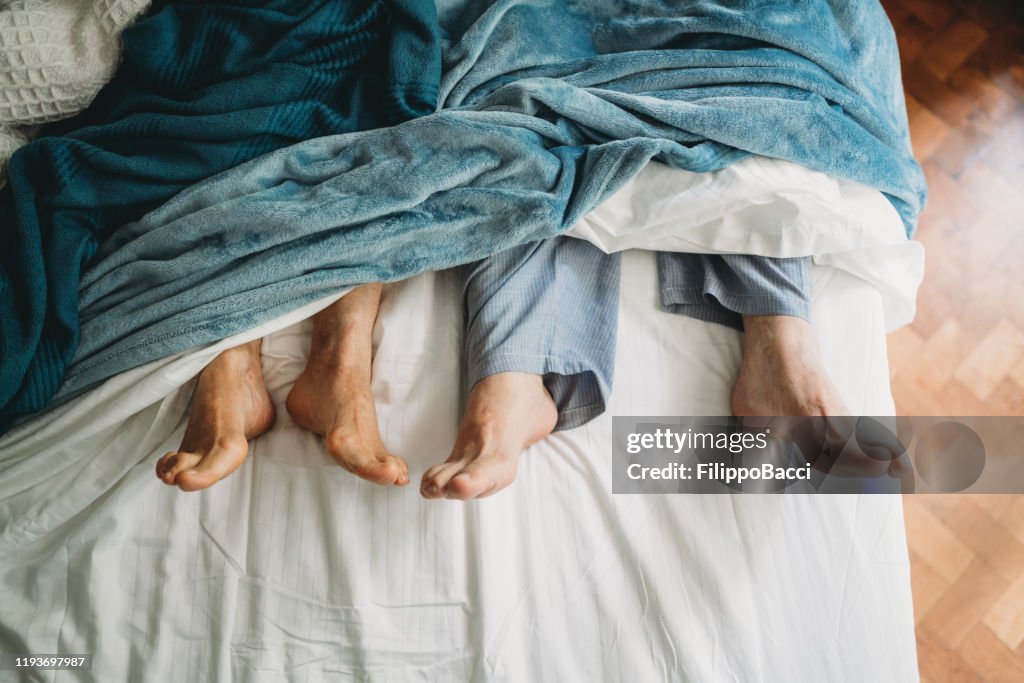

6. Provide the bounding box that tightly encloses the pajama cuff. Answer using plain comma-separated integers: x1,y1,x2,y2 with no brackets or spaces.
660,286,812,332
467,351,609,432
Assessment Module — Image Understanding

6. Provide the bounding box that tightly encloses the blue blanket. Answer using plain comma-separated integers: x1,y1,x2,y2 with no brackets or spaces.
1,0,925,429
0,0,441,429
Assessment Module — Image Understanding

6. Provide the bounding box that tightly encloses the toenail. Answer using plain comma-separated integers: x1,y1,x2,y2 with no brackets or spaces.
453,473,470,481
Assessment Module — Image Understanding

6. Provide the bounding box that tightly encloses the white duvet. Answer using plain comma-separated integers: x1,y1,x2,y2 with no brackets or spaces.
0,158,922,682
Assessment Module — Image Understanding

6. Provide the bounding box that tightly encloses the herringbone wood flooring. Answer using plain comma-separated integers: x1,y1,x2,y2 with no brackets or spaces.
882,1,1024,680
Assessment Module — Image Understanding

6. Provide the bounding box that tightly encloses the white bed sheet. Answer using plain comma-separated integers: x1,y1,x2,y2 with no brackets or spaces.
571,156,924,332
0,160,919,682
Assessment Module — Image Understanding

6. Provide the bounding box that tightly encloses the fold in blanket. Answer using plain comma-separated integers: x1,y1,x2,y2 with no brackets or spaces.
0,0,441,430
0,0,926,431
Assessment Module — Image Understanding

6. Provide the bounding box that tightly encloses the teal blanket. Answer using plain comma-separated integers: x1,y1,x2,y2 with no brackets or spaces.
0,0,441,429
0,0,925,430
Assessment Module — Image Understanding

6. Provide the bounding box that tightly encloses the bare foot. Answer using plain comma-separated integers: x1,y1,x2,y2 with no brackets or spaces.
421,372,558,500
285,360,409,486
732,315,909,478
284,285,409,486
156,340,275,491
731,315,848,417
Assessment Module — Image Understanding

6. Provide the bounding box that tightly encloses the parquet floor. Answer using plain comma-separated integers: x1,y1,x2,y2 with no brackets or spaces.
881,1,1024,680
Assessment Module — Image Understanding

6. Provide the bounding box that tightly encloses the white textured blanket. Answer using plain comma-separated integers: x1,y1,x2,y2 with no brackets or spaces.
0,0,150,184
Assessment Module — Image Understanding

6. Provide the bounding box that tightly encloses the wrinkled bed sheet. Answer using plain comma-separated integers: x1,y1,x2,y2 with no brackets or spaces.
0,159,920,682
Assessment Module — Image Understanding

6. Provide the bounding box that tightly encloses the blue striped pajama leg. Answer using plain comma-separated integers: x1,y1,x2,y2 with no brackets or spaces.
462,243,812,432
656,253,812,330
461,236,620,431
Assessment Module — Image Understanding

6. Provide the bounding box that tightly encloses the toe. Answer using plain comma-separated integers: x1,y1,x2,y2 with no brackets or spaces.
390,455,410,486
156,452,176,483
420,461,464,498
445,471,490,499
889,451,913,478
176,469,217,492
367,457,404,486
175,436,249,492
324,431,408,485
445,459,516,500
157,451,201,485
343,454,406,486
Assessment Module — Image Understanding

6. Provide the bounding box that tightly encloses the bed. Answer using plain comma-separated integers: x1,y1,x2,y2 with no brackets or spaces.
0,158,922,682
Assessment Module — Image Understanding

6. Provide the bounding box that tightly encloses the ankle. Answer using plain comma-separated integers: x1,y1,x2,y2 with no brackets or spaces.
464,372,558,446
302,354,372,386
473,371,547,396
215,341,263,372
742,315,816,354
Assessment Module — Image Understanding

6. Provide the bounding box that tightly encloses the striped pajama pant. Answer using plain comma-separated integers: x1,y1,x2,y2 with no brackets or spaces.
461,237,811,431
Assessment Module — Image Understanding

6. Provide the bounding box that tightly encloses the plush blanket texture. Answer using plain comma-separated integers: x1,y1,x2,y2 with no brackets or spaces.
0,0,441,429
0,0,925,430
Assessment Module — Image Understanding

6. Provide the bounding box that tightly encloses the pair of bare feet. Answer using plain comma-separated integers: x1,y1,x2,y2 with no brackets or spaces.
156,284,557,498
156,290,858,498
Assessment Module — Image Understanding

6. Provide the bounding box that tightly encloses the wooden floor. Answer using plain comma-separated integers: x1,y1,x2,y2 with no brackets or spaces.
881,1,1024,681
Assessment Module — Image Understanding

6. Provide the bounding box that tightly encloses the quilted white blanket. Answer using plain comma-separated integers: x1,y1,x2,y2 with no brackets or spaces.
0,0,149,183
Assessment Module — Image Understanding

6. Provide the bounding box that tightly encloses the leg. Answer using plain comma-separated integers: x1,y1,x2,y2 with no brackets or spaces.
660,253,911,477
421,237,621,500
732,314,848,416
657,253,848,416
156,339,275,491
286,283,409,486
